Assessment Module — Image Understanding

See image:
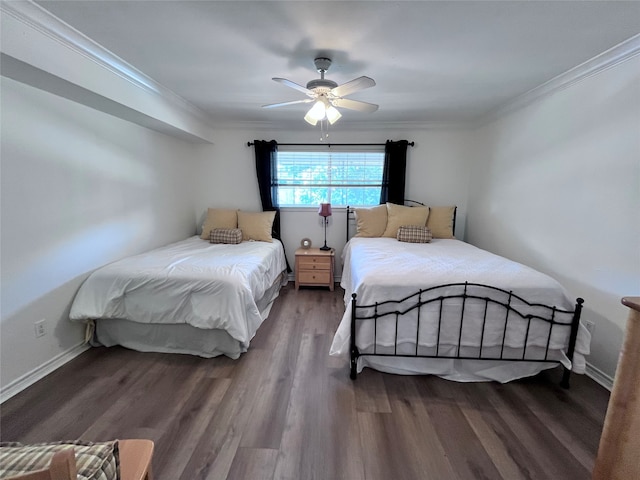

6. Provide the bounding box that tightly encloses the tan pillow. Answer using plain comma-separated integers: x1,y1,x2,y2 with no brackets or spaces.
382,203,430,238
427,206,456,239
354,205,388,237
238,210,276,242
200,208,238,239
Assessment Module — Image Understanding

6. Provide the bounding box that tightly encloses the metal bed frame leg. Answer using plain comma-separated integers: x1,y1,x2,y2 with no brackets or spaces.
350,293,359,380
561,298,584,389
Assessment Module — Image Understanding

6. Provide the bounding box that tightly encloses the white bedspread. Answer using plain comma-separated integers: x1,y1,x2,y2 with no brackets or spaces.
330,238,590,381
70,236,287,344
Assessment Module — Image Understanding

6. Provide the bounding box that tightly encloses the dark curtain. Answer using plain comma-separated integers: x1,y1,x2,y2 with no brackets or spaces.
379,140,409,205
253,139,291,272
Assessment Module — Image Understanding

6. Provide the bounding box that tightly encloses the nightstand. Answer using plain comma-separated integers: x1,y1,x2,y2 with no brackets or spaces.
295,247,335,291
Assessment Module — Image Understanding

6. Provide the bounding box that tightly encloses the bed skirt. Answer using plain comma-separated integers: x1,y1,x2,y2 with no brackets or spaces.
90,271,287,358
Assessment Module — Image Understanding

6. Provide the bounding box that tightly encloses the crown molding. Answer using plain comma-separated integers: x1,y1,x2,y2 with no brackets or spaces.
0,0,215,128
482,33,640,124
210,119,469,132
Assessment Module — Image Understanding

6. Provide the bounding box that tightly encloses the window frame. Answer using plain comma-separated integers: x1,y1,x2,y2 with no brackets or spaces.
275,145,385,209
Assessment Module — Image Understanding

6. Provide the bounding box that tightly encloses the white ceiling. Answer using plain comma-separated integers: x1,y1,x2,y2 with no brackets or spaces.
34,1,640,128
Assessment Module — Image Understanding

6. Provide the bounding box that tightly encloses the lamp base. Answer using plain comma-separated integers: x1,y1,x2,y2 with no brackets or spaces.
319,245,331,251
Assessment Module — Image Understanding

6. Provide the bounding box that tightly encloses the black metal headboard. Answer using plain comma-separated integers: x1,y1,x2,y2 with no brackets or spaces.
346,201,457,241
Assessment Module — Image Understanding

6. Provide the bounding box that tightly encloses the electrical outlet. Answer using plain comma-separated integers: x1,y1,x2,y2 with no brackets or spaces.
584,320,595,336
34,319,46,338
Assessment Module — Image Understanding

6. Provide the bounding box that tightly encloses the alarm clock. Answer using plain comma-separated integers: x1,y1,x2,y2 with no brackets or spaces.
300,238,312,249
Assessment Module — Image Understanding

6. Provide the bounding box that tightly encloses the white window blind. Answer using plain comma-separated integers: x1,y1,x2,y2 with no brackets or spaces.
276,150,385,207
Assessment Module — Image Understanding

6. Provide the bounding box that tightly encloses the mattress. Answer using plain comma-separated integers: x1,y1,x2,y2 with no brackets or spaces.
330,237,590,382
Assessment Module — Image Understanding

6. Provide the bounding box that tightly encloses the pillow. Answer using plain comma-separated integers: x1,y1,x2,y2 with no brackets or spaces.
0,440,120,480
200,208,238,240
426,206,456,239
354,205,388,237
237,210,276,242
397,225,432,243
210,228,242,245
382,203,430,238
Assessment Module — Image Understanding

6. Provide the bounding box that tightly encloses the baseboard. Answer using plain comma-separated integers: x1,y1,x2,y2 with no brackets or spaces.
585,362,614,391
0,343,90,404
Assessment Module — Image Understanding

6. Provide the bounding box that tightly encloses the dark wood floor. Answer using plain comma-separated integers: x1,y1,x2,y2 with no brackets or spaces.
1,284,610,480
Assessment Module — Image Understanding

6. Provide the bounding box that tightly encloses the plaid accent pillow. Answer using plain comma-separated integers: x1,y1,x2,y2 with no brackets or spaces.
0,440,120,480
210,228,243,244
397,225,432,243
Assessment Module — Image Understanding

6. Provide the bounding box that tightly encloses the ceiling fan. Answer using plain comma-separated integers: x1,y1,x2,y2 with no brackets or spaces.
262,57,378,126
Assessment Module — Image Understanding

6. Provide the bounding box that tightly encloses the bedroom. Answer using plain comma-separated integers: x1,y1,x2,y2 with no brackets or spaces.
1,1,639,478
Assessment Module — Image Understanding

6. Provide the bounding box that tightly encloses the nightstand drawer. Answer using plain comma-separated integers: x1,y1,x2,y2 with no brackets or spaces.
298,271,331,285
298,257,332,270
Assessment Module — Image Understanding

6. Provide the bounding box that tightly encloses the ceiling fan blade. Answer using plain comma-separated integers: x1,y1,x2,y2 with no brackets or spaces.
331,98,379,113
330,76,376,98
262,99,314,109
272,77,314,96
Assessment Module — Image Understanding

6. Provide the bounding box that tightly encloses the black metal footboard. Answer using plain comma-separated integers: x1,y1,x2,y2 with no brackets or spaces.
349,282,583,388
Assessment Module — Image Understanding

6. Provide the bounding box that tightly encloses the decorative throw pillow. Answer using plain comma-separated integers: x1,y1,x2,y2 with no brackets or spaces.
210,228,242,244
382,203,430,238
397,225,432,243
0,440,120,480
354,205,388,237
426,206,456,239
237,210,276,242
200,208,238,240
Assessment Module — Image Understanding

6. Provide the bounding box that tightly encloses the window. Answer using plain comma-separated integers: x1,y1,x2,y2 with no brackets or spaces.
276,149,385,207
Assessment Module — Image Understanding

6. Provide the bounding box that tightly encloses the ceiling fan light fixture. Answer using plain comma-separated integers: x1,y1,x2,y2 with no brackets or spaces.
308,100,326,121
326,105,342,125
303,111,319,125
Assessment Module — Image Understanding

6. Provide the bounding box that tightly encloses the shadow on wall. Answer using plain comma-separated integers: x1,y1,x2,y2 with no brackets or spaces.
462,208,637,379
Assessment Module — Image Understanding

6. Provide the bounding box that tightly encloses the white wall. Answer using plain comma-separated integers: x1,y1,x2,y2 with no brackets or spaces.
0,77,198,394
466,56,640,380
192,127,474,277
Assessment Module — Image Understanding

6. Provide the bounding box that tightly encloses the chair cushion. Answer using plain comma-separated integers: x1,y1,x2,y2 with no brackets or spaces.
0,440,120,480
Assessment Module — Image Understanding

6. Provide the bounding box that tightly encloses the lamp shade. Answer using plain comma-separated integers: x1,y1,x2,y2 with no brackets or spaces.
326,106,342,125
308,100,326,120
318,203,332,217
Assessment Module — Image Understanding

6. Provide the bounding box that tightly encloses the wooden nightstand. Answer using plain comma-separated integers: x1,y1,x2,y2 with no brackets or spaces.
295,247,335,291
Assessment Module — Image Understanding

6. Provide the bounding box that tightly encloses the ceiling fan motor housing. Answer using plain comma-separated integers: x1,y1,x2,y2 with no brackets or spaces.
307,57,337,93
306,79,338,93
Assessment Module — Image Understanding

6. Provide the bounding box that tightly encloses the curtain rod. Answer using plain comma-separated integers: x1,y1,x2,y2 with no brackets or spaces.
246,142,415,147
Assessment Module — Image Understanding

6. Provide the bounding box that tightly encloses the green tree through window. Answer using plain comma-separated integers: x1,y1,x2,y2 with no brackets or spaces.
276,150,385,207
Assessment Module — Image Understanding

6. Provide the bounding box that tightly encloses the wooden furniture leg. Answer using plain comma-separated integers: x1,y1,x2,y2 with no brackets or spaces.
119,439,154,480
592,297,640,480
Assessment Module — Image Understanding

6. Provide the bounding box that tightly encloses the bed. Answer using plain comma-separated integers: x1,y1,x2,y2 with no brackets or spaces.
70,235,288,359
329,204,590,385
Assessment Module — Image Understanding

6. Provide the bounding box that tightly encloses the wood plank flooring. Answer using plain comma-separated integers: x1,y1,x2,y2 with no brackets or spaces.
1,284,610,479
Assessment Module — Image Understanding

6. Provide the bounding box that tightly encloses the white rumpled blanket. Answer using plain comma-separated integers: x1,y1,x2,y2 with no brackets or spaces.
70,236,287,343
